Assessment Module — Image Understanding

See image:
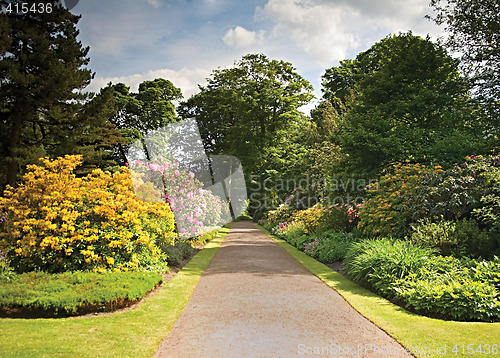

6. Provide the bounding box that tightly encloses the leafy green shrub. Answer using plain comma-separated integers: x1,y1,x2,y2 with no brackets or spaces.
344,237,500,321
315,205,360,233
358,162,439,238
291,207,325,234
409,218,493,258
400,154,500,238
470,155,500,248
359,154,500,240
344,239,436,295
417,255,465,277
304,231,360,263
266,204,295,227
303,238,322,258
0,260,16,283
161,241,194,267
280,221,307,247
400,163,486,224
0,271,162,317
398,256,500,321
393,274,500,322
317,232,360,263
467,256,500,291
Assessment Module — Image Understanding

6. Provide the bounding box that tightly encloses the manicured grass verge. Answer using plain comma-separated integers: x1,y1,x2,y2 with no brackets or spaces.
0,226,230,358
258,226,500,358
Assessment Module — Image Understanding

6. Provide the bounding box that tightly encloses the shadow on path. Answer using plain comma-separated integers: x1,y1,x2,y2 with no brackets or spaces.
154,221,411,358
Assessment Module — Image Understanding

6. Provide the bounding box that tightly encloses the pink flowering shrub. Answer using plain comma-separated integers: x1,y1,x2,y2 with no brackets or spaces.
129,158,226,239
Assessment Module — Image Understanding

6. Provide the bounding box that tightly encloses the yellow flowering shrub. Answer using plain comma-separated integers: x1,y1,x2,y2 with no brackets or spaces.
291,206,325,234
0,155,176,273
358,162,443,237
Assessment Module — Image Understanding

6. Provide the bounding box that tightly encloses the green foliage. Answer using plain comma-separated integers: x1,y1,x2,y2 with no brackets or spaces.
160,241,194,267
107,79,183,165
0,259,16,283
417,255,465,277
0,271,162,317
430,0,500,123
179,54,314,167
323,32,490,173
291,207,325,234
358,154,500,242
0,1,93,188
409,219,494,258
63,86,126,175
344,239,436,295
308,231,360,263
278,204,360,236
315,205,360,233
276,221,307,247
394,274,500,322
266,204,295,228
470,155,500,233
399,158,490,225
345,238,500,321
468,256,500,291
358,162,437,238
394,255,500,322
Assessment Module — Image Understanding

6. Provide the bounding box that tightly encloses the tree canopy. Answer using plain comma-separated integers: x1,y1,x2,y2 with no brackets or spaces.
0,1,92,188
322,32,490,173
106,79,183,164
178,53,315,177
429,0,500,123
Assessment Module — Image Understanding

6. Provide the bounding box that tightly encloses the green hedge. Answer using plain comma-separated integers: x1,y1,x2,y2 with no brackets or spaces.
0,271,162,317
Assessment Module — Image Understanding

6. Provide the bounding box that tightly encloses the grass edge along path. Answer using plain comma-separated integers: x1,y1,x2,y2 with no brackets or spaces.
0,226,230,358
258,226,500,358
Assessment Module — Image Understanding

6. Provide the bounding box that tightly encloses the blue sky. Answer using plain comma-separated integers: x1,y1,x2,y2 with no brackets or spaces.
75,0,445,112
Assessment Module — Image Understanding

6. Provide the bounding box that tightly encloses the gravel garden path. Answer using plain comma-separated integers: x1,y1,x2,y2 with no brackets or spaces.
153,221,410,357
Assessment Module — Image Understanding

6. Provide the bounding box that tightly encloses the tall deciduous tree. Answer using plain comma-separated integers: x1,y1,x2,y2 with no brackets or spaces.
178,53,314,176
0,0,92,188
429,0,500,123
322,32,489,173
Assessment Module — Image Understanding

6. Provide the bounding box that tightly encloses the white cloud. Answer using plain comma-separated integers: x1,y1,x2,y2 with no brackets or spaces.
85,67,211,99
258,0,360,64
223,26,264,48
255,0,358,65
255,0,443,65
145,0,161,8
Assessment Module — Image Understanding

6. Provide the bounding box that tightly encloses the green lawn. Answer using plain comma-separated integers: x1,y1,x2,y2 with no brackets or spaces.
0,226,229,358
259,226,500,358
3,224,498,357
